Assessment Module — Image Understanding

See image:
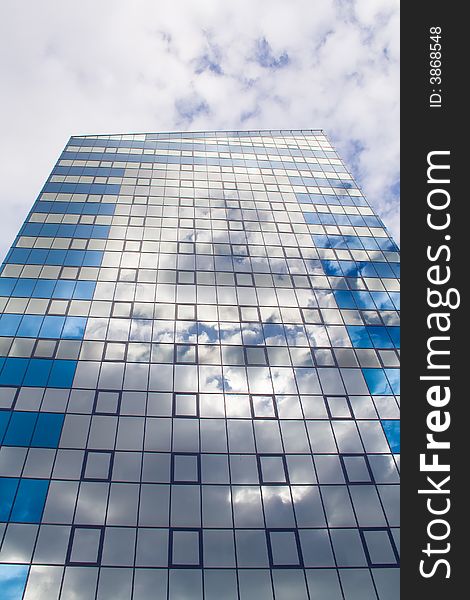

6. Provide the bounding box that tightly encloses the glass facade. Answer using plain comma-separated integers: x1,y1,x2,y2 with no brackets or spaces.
0,130,399,599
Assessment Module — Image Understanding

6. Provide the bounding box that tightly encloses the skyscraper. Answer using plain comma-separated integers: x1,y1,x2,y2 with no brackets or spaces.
0,130,399,599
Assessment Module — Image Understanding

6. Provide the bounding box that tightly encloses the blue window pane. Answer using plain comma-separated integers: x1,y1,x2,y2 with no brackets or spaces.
328,236,346,249
57,224,77,237
62,316,87,340
75,225,93,238
0,411,11,441
31,413,64,448
52,280,76,299
360,237,379,250
12,279,36,297
100,203,117,216
347,326,373,349
313,235,330,249
20,222,41,236
48,359,77,388
378,238,398,251
32,280,56,298
352,291,375,309
82,202,100,214
63,250,83,267
374,262,394,277
334,291,356,309
371,292,394,310
23,359,53,387
389,327,400,348
0,564,28,600
318,213,336,225
362,369,393,395
382,420,400,453
348,215,364,226
30,249,50,264
0,278,17,296
334,214,351,226
367,326,393,349
340,261,359,277
303,212,320,225
17,315,43,338
0,358,29,386
73,281,95,299
3,412,38,446
40,223,59,236
389,292,400,310
83,250,103,267
359,263,377,277
385,368,400,394
10,479,49,523
0,477,19,521
7,248,30,263
344,236,363,250
321,260,341,276
364,216,381,227
0,314,22,336
39,316,65,338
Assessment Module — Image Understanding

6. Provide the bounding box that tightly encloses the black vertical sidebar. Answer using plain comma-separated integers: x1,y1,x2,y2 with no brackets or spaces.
401,4,464,598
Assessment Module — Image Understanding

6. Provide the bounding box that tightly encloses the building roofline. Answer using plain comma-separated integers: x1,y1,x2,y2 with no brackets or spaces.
70,128,325,140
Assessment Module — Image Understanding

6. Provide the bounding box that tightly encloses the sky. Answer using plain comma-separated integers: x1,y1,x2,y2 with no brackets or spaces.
0,0,399,263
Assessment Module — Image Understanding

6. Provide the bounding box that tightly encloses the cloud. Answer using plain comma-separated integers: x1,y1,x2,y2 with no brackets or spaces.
254,38,290,70
193,40,223,76
0,0,399,262
175,94,211,125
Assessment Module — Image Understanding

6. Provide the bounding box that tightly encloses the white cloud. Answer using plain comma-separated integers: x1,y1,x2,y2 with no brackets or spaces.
0,0,399,262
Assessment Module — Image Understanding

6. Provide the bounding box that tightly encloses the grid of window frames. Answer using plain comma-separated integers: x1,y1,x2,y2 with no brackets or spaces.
0,130,400,600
